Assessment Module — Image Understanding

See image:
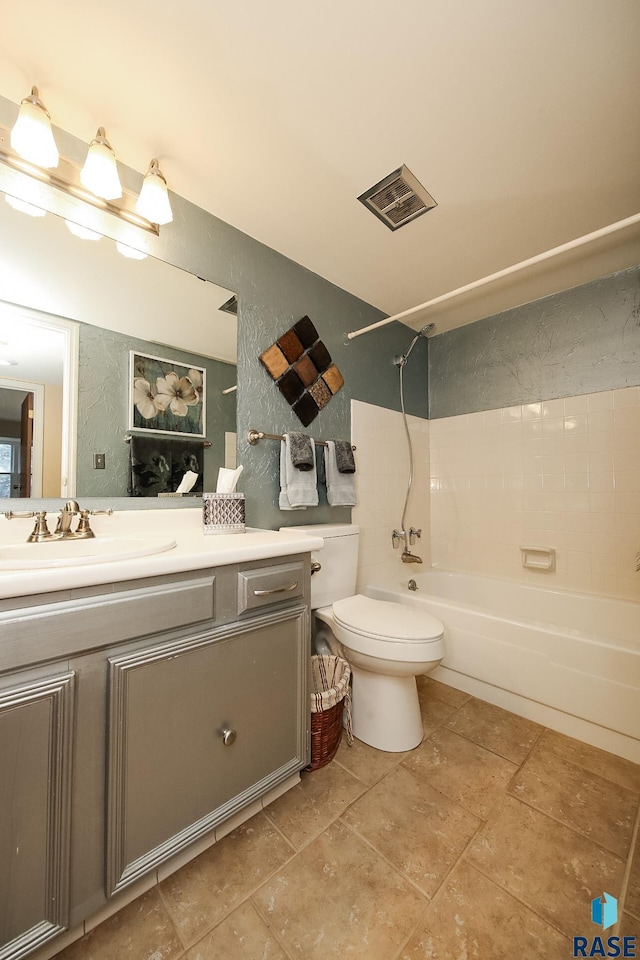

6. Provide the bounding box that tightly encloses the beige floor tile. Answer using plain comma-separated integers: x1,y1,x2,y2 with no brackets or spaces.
334,733,406,786
540,729,640,792
342,764,481,897
252,820,427,960
159,812,292,946
263,760,365,849
446,697,543,763
418,693,458,736
400,861,569,960
185,901,287,960
619,914,640,938
54,888,182,960
510,741,639,858
417,677,471,708
467,795,626,938
402,727,518,819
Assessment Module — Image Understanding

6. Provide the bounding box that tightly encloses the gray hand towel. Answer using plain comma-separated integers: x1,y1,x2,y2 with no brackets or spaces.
324,441,356,507
288,431,314,471
279,437,319,509
333,439,356,473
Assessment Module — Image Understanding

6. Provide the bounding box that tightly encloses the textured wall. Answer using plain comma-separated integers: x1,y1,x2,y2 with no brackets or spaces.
0,94,428,524
429,266,640,419
76,324,236,496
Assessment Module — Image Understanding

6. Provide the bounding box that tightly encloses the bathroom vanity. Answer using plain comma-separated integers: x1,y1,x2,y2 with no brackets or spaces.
0,510,323,960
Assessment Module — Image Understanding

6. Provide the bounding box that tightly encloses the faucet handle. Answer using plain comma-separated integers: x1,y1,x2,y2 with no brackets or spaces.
75,508,113,539
391,529,403,549
409,527,422,545
4,510,53,542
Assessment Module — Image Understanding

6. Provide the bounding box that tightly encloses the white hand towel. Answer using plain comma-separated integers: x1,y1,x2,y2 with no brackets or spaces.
279,436,319,510
324,441,357,506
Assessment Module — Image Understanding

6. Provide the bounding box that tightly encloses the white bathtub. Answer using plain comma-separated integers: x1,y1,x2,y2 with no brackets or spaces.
366,570,640,762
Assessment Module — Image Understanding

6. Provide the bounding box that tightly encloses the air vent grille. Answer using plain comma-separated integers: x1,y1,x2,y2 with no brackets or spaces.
358,165,437,231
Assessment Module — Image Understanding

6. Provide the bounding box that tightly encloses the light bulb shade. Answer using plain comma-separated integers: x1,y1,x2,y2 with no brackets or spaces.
65,220,102,241
80,128,122,200
136,160,173,224
5,194,47,218
10,87,59,168
116,241,148,259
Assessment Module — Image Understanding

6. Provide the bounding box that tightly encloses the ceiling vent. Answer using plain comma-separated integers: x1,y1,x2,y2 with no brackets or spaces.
358,165,437,231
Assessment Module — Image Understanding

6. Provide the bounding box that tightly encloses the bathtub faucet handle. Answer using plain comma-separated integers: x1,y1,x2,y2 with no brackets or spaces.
409,527,422,545
392,529,404,549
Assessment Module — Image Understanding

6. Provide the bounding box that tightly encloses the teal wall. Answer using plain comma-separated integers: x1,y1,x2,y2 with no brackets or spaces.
429,265,640,418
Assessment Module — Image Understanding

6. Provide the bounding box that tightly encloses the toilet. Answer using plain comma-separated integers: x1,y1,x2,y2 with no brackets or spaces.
285,523,445,752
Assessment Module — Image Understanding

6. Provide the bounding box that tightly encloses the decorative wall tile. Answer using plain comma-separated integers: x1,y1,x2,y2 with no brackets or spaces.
309,378,331,410
293,315,319,348
292,392,319,427
258,343,289,380
277,330,304,363
323,364,344,395
259,317,344,425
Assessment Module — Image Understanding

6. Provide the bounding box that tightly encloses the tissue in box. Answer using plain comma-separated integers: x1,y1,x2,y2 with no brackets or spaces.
203,493,245,534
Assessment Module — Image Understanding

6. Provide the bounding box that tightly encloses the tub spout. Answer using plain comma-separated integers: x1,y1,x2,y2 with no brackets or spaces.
401,550,423,564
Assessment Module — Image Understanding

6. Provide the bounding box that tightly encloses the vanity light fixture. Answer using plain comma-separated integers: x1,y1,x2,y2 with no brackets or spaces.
10,87,59,169
80,128,123,200
5,193,46,217
65,219,102,241
136,159,173,225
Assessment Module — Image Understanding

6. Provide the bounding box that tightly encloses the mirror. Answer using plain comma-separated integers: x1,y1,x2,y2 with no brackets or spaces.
0,191,237,499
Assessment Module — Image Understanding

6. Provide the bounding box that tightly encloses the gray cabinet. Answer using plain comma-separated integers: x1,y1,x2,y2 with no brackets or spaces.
0,670,74,960
106,604,308,895
0,554,310,960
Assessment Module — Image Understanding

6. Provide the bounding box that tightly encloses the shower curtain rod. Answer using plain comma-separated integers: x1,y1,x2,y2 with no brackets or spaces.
345,211,640,342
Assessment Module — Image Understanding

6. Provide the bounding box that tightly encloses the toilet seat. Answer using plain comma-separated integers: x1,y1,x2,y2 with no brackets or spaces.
332,595,444,643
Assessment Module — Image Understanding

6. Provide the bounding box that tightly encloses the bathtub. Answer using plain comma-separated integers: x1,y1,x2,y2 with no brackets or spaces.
365,570,640,762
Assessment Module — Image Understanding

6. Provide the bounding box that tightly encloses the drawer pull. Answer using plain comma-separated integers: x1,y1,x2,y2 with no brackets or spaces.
221,728,237,746
253,580,299,597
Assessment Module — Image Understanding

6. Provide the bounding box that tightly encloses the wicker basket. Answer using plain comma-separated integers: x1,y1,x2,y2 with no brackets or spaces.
307,655,353,771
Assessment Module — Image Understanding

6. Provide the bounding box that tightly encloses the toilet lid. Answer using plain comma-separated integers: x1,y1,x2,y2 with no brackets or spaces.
332,595,444,642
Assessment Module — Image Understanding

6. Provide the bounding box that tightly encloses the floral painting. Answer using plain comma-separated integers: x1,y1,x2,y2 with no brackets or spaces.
129,352,206,437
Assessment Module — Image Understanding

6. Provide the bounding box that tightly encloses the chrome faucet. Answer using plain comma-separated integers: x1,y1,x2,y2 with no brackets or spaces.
55,502,112,539
55,500,81,536
5,502,112,542
401,549,423,564
392,527,423,563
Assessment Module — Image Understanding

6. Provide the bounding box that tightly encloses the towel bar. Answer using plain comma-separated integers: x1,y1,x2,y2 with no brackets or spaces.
247,429,355,450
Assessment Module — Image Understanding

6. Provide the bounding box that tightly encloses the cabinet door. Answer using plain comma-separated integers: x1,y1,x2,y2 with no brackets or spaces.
107,604,308,895
0,672,74,960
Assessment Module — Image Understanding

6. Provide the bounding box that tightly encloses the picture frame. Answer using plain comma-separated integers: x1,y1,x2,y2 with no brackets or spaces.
128,351,206,437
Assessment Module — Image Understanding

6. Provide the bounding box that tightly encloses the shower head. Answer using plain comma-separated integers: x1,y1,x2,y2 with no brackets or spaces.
394,322,436,366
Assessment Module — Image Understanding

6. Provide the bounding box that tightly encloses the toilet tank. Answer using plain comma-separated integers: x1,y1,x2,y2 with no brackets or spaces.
283,523,359,608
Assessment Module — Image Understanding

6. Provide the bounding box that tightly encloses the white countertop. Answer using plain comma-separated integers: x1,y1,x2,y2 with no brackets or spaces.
0,508,325,600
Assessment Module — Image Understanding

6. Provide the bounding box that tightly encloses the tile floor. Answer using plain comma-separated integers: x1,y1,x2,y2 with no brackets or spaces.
55,679,640,960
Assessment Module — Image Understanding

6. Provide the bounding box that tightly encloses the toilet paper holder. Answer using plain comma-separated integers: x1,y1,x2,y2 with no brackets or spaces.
520,545,556,571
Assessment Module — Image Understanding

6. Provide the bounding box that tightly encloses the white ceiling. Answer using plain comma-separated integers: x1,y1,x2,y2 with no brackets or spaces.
1,0,639,335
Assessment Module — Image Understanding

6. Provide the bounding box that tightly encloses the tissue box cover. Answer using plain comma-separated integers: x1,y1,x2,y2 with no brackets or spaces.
203,493,245,534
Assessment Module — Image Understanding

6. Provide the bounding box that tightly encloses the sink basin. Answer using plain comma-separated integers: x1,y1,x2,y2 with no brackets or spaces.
0,536,177,570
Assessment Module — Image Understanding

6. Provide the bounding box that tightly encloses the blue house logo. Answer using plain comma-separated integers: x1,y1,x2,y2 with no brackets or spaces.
592,893,618,931
573,890,636,957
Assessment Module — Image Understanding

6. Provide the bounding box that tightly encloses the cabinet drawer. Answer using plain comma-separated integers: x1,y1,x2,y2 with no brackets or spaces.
237,561,304,614
0,571,216,669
